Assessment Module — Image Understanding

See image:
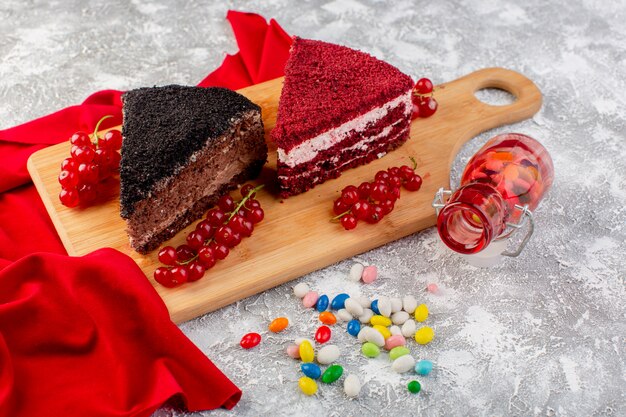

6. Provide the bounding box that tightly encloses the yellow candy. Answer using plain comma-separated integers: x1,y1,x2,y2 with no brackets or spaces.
373,324,391,340
370,315,392,327
299,340,315,363
298,376,318,395
414,304,429,322
414,326,434,345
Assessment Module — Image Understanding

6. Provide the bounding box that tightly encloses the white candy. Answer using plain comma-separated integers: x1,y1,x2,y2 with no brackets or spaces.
344,374,361,397
358,308,374,324
349,263,364,282
295,337,314,346
389,325,402,336
392,354,415,373
336,309,353,322
356,296,371,309
391,311,410,325
402,295,417,314
377,296,392,317
293,282,309,298
390,297,402,313
345,298,364,317
401,319,416,338
317,344,340,365
364,327,385,347
357,328,369,343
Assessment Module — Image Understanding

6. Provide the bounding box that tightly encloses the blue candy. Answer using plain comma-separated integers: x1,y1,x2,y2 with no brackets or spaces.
316,294,329,312
347,319,361,337
415,360,434,376
330,293,350,310
370,299,381,315
301,363,322,380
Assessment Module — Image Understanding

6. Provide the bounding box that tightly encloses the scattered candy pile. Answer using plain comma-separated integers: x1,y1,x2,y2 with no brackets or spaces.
331,162,423,230
58,115,121,207
154,184,265,287
239,262,438,398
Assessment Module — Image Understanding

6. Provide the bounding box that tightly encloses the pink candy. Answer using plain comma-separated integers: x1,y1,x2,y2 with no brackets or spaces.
361,265,378,284
427,283,439,293
286,344,300,359
302,291,319,308
384,334,406,350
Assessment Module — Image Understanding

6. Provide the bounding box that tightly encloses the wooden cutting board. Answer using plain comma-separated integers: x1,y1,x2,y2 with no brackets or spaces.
27,67,541,324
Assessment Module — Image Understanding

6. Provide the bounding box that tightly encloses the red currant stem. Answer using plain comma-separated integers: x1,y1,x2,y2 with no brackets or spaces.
91,115,113,147
227,184,265,222
177,254,199,266
409,156,417,170
330,209,352,222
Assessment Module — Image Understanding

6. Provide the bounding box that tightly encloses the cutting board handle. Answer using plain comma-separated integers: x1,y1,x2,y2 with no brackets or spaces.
440,67,543,167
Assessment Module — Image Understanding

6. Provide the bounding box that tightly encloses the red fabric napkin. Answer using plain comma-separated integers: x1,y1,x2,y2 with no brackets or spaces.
0,10,292,417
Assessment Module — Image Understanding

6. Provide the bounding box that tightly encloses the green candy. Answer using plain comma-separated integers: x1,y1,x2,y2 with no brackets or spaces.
361,342,380,358
321,364,344,384
407,380,421,394
389,346,410,361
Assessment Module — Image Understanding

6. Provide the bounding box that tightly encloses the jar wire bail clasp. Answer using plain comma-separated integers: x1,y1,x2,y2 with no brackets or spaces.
431,187,535,258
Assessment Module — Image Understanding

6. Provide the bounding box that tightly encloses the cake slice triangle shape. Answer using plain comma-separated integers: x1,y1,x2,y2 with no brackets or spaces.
271,37,414,197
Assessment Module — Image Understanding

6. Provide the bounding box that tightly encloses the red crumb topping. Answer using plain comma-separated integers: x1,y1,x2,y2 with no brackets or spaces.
271,37,414,152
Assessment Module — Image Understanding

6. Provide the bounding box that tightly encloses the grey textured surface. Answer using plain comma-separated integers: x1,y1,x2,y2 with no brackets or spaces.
1,0,625,416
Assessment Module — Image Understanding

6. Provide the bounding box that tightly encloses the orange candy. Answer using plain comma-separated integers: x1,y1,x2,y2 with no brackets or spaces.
268,317,289,333
319,311,337,325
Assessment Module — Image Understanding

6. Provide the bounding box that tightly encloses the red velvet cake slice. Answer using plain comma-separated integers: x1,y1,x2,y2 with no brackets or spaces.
271,37,414,197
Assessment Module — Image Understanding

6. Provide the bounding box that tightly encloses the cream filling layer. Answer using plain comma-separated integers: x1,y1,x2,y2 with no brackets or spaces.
277,125,408,181
278,90,412,168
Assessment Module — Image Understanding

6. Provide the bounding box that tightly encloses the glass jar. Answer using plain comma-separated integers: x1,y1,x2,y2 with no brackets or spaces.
433,133,554,256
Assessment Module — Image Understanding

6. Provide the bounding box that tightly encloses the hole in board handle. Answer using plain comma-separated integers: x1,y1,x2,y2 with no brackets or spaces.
474,88,517,106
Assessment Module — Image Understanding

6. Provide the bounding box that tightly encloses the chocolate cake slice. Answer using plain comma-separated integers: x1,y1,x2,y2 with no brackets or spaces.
271,37,414,197
120,85,267,253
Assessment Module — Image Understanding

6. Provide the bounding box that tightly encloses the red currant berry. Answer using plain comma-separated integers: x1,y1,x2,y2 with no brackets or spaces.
387,186,401,201
366,205,384,224
195,220,215,240
100,129,122,150
415,78,434,94
176,245,196,262
94,148,114,168
240,184,256,198
404,174,423,191
198,246,217,269
61,157,78,172
186,230,205,250
158,246,178,265
387,175,402,188
211,243,229,260
239,218,254,237
58,170,79,188
244,199,261,210
228,214,246,233
187,261,205,282
399,165,415,180
78,184,97,204
246,207,264,224
352,200,371,221
218,195,236,212
357,182,372,199
206,208,226,226
170,266,189,286
227,232,242,248
374,171,390,183
59,188,79,207
411,102,420,120
417,96,438,118
388,167,400,176
70,145,95,163
154,267,176,288
333,198,350,215
109,151,121,172
214,225,234,246
77,163,100,185
370,182,389,202
340,186,359,207
341,214,358,230
380,199,395,215
69,131,92,147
